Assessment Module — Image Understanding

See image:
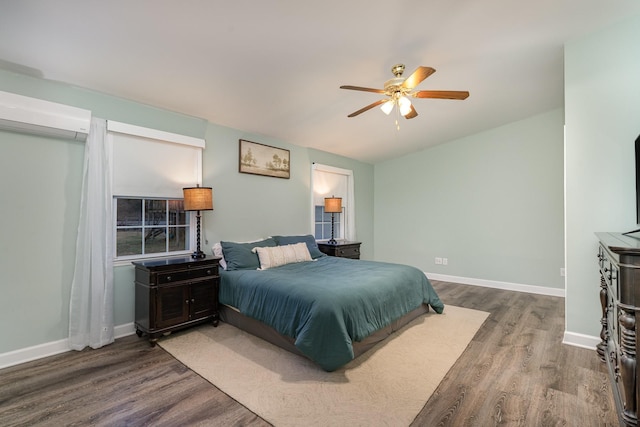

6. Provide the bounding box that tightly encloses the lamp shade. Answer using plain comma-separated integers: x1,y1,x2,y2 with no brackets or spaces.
183,187,213,211
324,197,342,213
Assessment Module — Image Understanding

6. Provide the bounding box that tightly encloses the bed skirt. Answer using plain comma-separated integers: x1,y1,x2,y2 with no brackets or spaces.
219,303,430,363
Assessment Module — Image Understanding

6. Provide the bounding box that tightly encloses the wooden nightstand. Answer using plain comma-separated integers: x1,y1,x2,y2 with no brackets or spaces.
133,255,221,346
317,241,361,259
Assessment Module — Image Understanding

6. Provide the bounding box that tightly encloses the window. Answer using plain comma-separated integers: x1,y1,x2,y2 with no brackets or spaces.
115,198,189,259
108,121,205,262
314,205,342,240
311,163,355,242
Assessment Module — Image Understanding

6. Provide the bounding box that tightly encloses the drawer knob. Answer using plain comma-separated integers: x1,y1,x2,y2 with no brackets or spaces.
166,275,172,281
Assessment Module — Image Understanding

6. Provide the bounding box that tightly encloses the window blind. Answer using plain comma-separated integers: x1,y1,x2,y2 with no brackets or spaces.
107,121,204,198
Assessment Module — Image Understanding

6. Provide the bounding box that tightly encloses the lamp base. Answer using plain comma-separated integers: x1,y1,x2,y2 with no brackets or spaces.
327,238,337,245
191,251,206,259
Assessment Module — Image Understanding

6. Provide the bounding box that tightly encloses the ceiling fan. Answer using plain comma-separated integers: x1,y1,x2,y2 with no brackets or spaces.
340,64,469,120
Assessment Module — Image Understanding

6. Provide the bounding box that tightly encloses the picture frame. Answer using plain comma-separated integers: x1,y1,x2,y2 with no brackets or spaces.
239,139,290,179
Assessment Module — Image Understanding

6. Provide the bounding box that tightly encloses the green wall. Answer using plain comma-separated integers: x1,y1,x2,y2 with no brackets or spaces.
565,13,640,337
374,109,565,289
0,131,84,352
0,69,373,354
200,124,374,250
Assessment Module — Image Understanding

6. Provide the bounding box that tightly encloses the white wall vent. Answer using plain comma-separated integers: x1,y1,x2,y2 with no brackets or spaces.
0,90,91,141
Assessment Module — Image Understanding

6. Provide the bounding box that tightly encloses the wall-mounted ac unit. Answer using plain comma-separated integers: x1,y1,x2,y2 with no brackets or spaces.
0,90,91,141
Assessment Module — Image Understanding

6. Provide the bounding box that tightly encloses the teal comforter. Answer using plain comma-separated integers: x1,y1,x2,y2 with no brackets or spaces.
219,256,444,371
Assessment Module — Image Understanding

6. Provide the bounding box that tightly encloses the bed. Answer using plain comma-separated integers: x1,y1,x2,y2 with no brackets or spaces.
213,235,444,371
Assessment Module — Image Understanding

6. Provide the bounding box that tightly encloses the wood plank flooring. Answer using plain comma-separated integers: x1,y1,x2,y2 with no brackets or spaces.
413,281,617,426
0,281,617,426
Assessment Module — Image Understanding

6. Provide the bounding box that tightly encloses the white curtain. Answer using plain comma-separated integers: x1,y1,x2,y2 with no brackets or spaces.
311,163,356,241
68,117,114,350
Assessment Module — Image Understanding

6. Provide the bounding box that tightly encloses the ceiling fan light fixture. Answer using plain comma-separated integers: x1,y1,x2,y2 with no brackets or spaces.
380,100,394,115
340,64,468,120
398,96,412,116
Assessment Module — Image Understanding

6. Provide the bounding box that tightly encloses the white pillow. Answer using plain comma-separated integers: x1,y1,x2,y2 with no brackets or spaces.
252,242,313,270
211,242,227,270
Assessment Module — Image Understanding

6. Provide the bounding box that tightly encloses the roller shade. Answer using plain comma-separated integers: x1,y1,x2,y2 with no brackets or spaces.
108,121,204,198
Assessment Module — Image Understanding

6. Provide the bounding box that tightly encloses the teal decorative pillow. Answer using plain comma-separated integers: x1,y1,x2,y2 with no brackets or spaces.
273,234,325,259
221,238,277,270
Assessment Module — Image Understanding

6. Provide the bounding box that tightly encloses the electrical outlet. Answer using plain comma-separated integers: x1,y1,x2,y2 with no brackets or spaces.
560,268,565,277
435,257,443,265
442,258,448,265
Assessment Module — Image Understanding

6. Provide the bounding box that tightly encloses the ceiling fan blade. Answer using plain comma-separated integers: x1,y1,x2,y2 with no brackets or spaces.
413,90,470,100
347,99,388,117
404,105,418,119
340,85,386,94
401,66,436,90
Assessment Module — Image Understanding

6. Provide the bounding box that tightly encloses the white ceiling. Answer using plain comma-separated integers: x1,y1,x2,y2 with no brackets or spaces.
1,1,639,164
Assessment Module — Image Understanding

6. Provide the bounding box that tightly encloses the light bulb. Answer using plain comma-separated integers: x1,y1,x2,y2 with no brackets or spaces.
398,96,412,116
380,100,394,115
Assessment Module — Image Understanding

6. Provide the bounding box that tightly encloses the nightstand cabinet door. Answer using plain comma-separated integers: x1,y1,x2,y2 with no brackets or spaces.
133,256,221,346
155,284,190,328
190,280,216,319
317,242,362,259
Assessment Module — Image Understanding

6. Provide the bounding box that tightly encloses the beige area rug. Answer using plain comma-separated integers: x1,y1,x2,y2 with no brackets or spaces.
159,305,489,427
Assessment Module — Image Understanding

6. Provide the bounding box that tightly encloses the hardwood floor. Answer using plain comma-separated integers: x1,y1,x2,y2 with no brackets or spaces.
414,281,617,426
0,281,617,426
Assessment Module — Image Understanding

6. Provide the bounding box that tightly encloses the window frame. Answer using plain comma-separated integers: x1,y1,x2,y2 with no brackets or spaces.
310,163,355,243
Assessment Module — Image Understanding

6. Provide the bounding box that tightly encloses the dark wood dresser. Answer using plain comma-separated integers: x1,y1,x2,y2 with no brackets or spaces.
317,241,361,259
133,255,220,346
596,232,640,426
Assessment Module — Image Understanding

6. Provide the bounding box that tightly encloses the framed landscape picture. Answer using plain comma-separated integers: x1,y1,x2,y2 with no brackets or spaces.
239,139,290,179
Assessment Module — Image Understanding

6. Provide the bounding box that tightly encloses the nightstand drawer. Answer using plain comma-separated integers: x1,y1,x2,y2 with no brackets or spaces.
336,246,360,258
157,265,218,284
317,242,362,259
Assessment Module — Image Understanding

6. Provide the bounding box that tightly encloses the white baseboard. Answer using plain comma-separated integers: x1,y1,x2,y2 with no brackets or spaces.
0,322,136,370
427,272,602,350
425,272,566,297
562,331,600,350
